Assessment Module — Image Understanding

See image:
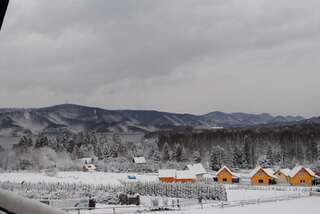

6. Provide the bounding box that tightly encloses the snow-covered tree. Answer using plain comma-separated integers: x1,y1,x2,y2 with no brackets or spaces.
172,143,183,162
209,145,226,171
161,142,170,161
180,146,188,162
193,150,201,163
34,135,49,149
79,143,95,158
266,145,274,166
232,145,244,168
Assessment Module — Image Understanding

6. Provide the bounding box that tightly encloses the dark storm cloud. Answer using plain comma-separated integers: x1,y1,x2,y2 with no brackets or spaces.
0,0,320,117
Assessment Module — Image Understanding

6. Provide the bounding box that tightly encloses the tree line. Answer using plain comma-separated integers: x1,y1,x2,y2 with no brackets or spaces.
157,124,320,169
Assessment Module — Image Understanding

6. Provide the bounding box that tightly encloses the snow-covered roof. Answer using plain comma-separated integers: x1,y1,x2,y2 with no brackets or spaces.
187,163,207,175
275,168,291,176
250,166,277,179
176,170,196,180
133,157,146,164
288,166,318,178
158,169,176,178
216,166,238,177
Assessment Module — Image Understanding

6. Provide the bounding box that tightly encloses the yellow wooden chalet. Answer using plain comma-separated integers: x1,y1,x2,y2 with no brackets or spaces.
288,166,319,186
214,166,239,184
250,166,277,185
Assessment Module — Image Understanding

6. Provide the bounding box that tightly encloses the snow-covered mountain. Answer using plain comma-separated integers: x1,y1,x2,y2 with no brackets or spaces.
0,104,305,136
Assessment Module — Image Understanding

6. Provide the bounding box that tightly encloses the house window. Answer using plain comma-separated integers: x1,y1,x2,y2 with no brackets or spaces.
223,178,227,182
258,179,264,183
300,179,305,184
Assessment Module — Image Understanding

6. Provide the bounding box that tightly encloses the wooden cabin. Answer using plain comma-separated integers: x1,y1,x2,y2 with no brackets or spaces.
288,166,318,186
187,163,207,179
274,168,290,184
214,166,239,184
175,170,196,183
158,169,176,183
250,166,277,185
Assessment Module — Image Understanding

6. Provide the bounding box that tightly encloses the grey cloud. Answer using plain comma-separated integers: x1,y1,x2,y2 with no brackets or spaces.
0,0,320,117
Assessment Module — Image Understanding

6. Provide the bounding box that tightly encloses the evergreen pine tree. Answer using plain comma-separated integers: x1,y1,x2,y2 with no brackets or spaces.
266,145,274,166
161,142,170,161
232,146,243,168
209,145,225,171
180,146,188,162
172,143,182,162
243,140,251,168
193,151,201,163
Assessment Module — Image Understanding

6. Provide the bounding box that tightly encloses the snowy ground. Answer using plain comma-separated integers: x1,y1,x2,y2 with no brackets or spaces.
63,196,320,214
157,197,320,214
226,189,294,201
0,171,159,185
0,171,309,200
1,171,319,214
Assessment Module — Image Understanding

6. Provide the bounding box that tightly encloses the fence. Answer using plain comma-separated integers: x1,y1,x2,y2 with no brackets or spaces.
0,181,315,214
224,183,314,192
58,191,311,214
202,192,310,209
62,205,151,214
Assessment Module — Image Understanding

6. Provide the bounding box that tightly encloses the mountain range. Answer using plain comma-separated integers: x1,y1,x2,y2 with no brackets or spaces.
0,104,308,136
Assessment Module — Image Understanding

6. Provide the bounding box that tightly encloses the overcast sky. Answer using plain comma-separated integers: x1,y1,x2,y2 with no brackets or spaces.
0,0,319,117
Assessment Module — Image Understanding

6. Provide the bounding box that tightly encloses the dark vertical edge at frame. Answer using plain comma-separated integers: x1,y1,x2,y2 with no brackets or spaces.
0,0,9,31
0,206,15,214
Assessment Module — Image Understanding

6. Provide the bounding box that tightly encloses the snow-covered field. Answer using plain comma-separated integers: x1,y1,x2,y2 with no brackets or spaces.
226,189,293,201
0,171,309,199
1,171,319,214
0,171,159,185
64,194,320,214
157,197,320,214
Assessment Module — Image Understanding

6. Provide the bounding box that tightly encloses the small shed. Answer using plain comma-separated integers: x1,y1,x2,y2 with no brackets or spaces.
133,157,146,164
274,168,290,184
83,164,96,172
159,169,176,183
250,166,277,185
288,166,319,186
175,170,196,183
214,166,239,184
79,157,94,165
187,163,207,179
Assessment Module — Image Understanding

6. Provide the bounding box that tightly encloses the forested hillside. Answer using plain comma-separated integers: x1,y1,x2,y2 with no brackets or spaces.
157,124,320,169
1,123,320,171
